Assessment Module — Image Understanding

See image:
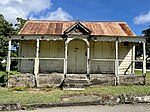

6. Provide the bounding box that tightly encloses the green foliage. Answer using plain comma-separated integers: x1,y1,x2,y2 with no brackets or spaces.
10,86,28,91
0,14,14,36
0,71,21,86
0,14,26,70
15,17,27,32
8,71,20,76
135,26,150,58
0,14,14,70
0,14,13,63
142,26,150,36
142,26,150,57
143,26,150,58
0,71,7,84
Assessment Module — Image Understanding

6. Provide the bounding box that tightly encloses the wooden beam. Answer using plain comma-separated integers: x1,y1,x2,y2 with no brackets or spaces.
39,58,64,60
91,59,143,62
34,39,40,87
143,42,146,82
6,40,11,72
115,40,119,85
11,57,35,60
132,44,135,75
92,59,116,61
87,42,90,77
64,40,68,77
10,35,63,40
18,40,21,71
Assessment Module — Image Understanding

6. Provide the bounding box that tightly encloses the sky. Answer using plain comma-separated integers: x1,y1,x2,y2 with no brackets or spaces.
0,0,150,36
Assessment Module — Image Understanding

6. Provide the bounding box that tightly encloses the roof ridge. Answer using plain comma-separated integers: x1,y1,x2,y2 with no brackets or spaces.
27,20,126,23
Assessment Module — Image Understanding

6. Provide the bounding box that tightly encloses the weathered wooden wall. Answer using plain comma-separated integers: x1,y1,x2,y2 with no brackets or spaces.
118,42,133,74
39,40,64,73
90,41,115,73
19,40,64,73
19,40,133,75
90,41,133,74
19,40,36,72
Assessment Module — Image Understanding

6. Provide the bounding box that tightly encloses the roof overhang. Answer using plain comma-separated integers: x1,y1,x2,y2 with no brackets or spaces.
10,35,63,40
91,35,146,43
10,35,147,43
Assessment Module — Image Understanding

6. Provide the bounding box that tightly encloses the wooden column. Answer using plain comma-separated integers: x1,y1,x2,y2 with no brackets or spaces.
34,39,40,87
64,40,68,77
6,40,11,72
143,42,146,79
87,41,90,78
115,39,119,85
132,44,135,75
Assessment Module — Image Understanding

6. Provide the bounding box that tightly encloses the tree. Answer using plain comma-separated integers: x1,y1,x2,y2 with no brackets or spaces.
15,17,27,32
135,26,150,59
142,26,150,36
142,26,150,58
0,14,14,60
0,14,26,70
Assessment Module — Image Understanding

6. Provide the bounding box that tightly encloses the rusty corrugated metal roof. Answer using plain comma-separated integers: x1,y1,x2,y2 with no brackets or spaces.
19,20,135,36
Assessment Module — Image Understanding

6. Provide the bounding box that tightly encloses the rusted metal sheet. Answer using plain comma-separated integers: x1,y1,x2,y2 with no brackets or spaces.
19,21,135,36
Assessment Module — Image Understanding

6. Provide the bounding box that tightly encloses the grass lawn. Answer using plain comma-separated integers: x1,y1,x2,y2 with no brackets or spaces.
134,70,150,84
0,70,150,104
0,85,150,104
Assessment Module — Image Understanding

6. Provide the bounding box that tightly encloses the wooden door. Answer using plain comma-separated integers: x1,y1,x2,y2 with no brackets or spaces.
68,39,87,73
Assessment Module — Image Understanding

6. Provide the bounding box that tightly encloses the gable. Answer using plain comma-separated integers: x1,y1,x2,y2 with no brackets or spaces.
63,21,92,35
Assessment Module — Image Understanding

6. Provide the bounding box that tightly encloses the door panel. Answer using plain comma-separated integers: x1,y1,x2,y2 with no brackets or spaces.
68,39,87,73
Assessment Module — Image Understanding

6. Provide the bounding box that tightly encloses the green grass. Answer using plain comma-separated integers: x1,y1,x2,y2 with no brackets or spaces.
135,70,150,84
0,70,150,104
0,87,64,104
1,85,150,104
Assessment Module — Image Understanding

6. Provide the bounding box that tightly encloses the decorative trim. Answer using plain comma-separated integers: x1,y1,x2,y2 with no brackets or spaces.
64,20,92,35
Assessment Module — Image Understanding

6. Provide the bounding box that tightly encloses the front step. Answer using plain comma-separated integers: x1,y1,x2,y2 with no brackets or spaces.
63,88,85,90
63,75,90,90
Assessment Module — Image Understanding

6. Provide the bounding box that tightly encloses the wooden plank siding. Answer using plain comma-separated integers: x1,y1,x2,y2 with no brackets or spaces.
39,40,64,73
118,43,133,74
19,40,65,73
90,41,115,74
19,40,36,72
19,40,133,75
90,41,133,74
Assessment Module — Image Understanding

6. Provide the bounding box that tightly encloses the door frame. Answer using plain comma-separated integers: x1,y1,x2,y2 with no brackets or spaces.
64,38,90,75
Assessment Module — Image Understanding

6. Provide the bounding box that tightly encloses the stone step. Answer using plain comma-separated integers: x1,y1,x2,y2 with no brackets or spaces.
63,88,85,90
66,74,87,79
63,87,85,90
63,83,88,88
64,78,90,85
63,74,90,90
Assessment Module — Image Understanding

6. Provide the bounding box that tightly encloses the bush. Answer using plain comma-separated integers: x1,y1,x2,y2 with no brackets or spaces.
0,71,7,86
0,71,21,87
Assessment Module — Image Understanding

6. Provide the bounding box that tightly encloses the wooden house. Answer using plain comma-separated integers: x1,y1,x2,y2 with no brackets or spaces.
7,20,146,87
